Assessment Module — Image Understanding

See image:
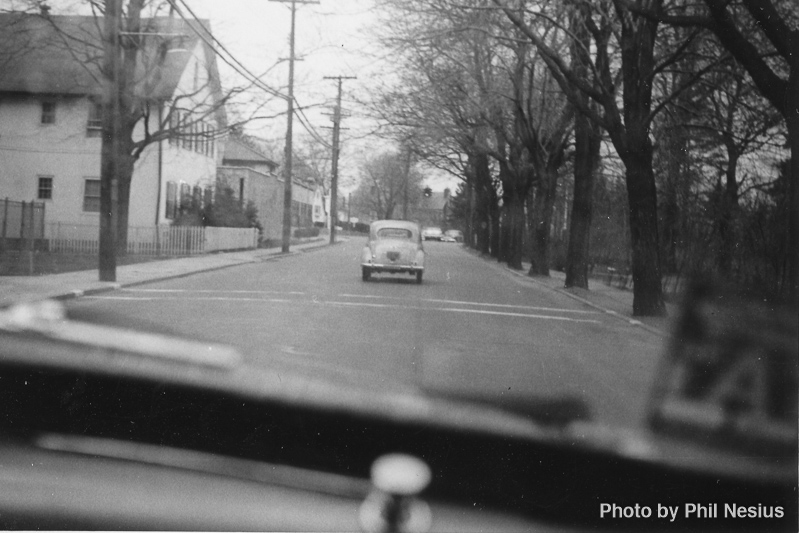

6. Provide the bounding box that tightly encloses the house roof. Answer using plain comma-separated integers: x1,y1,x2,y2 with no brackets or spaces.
222,137,277,168
0,13,211,100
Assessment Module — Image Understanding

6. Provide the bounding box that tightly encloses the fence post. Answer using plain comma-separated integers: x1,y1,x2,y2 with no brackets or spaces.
1,197,7,251
19,200,26,241
29,201,35,274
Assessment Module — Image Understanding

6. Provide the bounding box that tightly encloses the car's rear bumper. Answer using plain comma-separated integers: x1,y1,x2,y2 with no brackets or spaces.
361,262,423,274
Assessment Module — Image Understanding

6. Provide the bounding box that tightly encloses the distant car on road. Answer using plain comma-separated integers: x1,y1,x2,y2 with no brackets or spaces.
422,227,444,241
444,229,464,243
361,220,425,283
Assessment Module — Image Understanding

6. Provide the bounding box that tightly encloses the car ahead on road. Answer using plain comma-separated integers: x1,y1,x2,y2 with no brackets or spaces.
444,229,464,243
422,226,444,241
361,220,425,283
0,292,795,531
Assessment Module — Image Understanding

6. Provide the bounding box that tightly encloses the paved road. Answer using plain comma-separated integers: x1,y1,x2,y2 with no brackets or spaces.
66,239,665,428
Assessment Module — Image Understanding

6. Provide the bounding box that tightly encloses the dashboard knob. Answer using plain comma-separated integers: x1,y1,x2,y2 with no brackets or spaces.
359,453,432,533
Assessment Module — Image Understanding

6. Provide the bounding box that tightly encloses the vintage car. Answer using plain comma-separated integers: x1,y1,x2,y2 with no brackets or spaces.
422,227,444,241
444,229,464,243
361,220,425,283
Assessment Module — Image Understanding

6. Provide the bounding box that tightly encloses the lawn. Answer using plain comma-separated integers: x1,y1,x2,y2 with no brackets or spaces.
0,250,179,276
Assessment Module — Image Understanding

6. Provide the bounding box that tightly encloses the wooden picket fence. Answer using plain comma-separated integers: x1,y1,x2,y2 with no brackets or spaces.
45,223,258,255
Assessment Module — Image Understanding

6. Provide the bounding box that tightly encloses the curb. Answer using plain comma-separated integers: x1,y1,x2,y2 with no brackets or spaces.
464,247,666,336
502,266,666,337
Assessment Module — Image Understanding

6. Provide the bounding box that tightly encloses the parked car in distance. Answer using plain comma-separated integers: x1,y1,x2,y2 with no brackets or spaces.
444,229,464,243
422,227,444,241
361,220,425,283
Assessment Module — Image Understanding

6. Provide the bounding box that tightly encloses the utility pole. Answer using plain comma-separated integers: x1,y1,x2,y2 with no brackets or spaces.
323,75,354,245
99,0,122,281
270,0,318,253
402,146,411,221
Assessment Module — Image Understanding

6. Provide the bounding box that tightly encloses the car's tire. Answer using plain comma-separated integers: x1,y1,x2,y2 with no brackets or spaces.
362,267,371,282
416,271,423,284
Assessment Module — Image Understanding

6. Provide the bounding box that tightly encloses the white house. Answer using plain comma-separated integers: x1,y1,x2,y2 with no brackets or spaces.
0,11,224,230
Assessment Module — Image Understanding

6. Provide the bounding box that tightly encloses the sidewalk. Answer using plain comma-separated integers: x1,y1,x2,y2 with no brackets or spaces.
474,251,677,337
0,237,340,309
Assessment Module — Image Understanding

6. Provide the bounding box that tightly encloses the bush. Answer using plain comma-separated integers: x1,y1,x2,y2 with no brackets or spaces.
293,227,320,239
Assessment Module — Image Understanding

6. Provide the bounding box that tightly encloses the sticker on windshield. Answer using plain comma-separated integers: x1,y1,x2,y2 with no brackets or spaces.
647,280,798,454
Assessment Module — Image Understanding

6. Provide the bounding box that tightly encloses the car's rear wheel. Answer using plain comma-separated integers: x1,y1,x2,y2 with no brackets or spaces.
362,267,371,282
416,271,423,284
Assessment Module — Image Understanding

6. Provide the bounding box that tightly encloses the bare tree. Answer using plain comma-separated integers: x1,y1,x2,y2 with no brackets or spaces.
493,0,716,316
351,151,424,221
637,0,798,303
564,0,602,289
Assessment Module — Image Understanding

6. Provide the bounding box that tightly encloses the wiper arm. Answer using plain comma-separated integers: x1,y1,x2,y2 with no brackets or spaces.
0,300,241,370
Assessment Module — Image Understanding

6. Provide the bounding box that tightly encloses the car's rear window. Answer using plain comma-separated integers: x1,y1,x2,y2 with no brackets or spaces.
377,228,413,240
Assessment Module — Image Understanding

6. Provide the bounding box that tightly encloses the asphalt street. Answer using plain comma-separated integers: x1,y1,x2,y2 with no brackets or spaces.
66,239,665,429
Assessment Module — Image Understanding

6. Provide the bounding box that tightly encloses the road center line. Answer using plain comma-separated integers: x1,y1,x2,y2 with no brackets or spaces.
124,289,306,295
337,294,597,314
88,294,601,323
327,301,601,323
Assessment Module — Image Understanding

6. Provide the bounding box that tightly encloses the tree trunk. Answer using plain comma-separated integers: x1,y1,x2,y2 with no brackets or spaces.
497,204,509,264
622,144,666,316
616,6,665,316
717,148,740,276
565,112,600,287
473,152,493,254
505,189,526,270
564,0,598,289
99,0,122,282
115,146,135,256
529,168,557,276
490,204,500,258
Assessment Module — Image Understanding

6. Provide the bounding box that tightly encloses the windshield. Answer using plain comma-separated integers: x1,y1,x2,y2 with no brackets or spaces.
0,1,796,531
376,228,413,240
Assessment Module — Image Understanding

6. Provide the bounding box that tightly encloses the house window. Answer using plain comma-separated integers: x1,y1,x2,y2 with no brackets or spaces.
165,181,177,219
192,185,202,210
207,125,215,157
82,179,101,212
87,100,103,137
180,182,191,213
41,101,56,124
169,110,179,146
38,176,54,200
182,117,191,150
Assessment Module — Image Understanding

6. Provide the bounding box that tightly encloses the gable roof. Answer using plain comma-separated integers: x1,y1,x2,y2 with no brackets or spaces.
222,137,277,168
0,12,213,100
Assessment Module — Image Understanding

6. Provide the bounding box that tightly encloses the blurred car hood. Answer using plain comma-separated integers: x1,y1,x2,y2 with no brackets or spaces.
0,301,795,529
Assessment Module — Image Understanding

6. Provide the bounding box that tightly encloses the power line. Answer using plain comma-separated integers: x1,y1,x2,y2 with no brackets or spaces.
171,0,329,149
294,98,332,147
169,0,287,100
